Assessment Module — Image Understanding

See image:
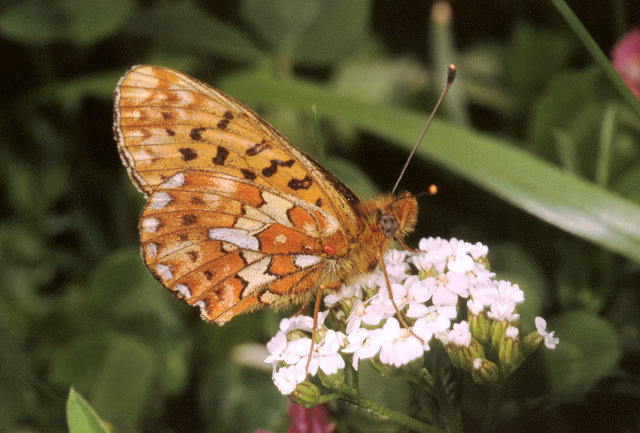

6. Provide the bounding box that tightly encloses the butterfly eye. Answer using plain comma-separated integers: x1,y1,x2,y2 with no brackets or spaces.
377,214,398,237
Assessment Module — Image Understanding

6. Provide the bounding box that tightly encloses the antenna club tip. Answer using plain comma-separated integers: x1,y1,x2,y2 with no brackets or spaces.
429,184,438,195
447,64,456,84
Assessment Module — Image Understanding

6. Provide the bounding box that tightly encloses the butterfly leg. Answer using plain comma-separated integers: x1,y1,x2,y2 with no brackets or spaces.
396,238,417,253
304,281,342,377
292,300,310,317
378,251,425,345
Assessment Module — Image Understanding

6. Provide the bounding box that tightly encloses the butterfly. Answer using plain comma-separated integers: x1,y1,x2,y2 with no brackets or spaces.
113,65,424,325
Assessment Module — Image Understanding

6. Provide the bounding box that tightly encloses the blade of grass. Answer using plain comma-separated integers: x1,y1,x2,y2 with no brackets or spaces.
551,0,640,119
220,70,640,263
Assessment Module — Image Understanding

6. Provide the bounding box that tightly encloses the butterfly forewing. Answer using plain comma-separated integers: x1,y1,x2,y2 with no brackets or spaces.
114,65,360,234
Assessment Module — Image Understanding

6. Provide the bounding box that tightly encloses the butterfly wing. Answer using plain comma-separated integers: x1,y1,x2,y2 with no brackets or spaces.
114,65,363,323
140,170,347,323
114,65,360,234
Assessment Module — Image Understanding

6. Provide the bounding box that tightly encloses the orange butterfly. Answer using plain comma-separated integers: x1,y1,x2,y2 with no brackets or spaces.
113,65,450,326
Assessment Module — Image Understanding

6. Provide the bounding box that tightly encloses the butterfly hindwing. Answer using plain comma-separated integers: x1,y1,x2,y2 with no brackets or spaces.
139,170,348,323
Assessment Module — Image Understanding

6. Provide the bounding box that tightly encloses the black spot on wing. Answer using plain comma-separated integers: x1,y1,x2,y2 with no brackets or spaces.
165,128,175,136
182,214,198,225
288,175,312,190
246,139,269,156
190,195,204,205
262,159,295,177
241,169,257,180
179,148,198,161
212,146,229,165
217,112,233,130
315,198,322,207
190,127,206,141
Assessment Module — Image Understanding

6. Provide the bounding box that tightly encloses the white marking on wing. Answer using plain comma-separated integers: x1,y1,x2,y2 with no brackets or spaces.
145,243,157,258
175,284,191,298
260,191,294,227
241,250,265,264
238,257,276,298
142,217,159,233
149,192,172,210
163,172,185,188
259,291,280,305
209,228,259,250
234,217,265,231
294,255,322,269
156,264,173,280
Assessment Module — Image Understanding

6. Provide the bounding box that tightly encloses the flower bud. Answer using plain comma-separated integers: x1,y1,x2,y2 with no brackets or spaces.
460,339,486,371
471,357,501,384
490,319,508,350
469,307,491,345
498,326,522,375
289,381,321,408
319,369,345,390
521,330,544,357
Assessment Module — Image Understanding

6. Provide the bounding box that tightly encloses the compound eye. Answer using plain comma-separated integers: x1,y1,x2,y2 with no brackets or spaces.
377,214,398,237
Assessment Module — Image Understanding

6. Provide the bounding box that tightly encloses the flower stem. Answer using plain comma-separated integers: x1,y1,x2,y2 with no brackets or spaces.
334,383,445,433
480,386,503,433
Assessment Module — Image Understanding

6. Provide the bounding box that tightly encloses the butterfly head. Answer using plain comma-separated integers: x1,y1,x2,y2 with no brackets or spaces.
372,191,418,242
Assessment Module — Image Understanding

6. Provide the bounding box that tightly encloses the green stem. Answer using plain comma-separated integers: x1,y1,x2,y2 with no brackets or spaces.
550,0,640,119
432,369,463,433
335,383,445,433
480,386,503,433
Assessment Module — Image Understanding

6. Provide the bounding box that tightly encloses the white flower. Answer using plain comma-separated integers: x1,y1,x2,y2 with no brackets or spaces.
303,330,346,376
469,242,489,260
272,364,306,395
447,238,475,273
279,315,314,334
467,298,486,315
466,263,495,289
324,277,366,307
505,326,519,339
264,331,288,364
384,249,410,281
428,272,470,306
345,299,366,334
265,334,311,366
378,318,424,367
487,299,519,322
360,293,396,326
495,280,524,304
409,304,457,344
447,321,472,347
535,316,559,349
342,328,382,370
414,237,450,271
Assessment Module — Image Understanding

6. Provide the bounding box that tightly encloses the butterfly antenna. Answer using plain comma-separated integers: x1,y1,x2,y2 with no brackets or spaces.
391,64,456,196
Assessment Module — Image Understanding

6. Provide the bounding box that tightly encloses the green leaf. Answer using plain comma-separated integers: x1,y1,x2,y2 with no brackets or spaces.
90,336,158,425
65,0,134,45
0,2,68,45
220,70,640,263
66,388,110,433
543,311,621,400
199,364,286,433
241,0,369,65
126,3,263,63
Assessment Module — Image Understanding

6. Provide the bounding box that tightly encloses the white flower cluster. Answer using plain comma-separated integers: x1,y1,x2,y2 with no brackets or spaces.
265,237,558,395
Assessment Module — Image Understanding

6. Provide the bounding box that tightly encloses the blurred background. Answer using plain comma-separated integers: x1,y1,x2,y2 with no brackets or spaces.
1,1,640,432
